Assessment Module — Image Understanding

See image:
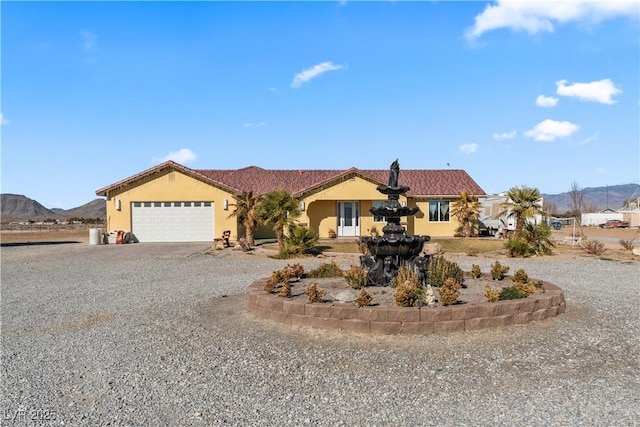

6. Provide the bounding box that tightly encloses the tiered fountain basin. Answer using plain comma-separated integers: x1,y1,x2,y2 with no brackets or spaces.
361,235,430,258
245,276,566,336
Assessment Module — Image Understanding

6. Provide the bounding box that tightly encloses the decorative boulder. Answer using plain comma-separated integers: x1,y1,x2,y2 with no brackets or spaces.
423,242,443,256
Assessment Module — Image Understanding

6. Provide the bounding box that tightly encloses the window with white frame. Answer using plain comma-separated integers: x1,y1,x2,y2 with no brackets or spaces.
372,200,386,222
428,200,450,222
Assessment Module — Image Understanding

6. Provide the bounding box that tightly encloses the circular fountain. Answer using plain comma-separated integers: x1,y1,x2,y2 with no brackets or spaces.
360,160,431,286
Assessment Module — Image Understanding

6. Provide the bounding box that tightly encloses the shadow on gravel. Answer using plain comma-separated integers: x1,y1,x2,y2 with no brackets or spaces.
0,241,82,247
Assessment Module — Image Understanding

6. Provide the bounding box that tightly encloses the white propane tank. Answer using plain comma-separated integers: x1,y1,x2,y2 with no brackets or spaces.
89,228,101,245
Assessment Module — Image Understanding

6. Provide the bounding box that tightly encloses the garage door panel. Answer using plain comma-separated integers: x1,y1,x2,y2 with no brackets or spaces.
131,201,214,242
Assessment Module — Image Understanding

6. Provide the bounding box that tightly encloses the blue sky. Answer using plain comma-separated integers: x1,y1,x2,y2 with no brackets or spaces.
2,1,638,209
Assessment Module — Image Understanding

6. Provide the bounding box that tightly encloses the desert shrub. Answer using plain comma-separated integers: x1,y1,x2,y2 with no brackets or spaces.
392,266,420,289
306,283,326,303
582,239,605,255
490,260,510,281
506,223,555,257
394,281,424,307
437,277,461,306
485,284,501,302
498,285,528,300
466,247,479,257
512,268,529,284
358,239,371,255
428,255,464,288
284,224,318,255
307,261,343,278
287,263,305,280
344,265,368,289
355,288,374,307
327,228,337,238
265,269,283,293
619,239,635,251
505,236,531,257
471,264,481,279
514,280,542,296
277,276,291,298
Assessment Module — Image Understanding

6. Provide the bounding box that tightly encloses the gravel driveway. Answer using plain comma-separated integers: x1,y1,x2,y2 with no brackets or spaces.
2,243,639,426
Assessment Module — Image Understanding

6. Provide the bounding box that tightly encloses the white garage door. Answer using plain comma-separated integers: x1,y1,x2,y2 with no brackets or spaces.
131,201,214,242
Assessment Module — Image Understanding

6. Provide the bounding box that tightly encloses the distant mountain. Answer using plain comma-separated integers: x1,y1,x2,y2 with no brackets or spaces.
1,194,106,222
542,183,640,213
63,198,106,219
1,194,63,221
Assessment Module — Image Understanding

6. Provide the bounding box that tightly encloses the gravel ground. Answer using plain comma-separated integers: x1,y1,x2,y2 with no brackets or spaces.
1,243,639,426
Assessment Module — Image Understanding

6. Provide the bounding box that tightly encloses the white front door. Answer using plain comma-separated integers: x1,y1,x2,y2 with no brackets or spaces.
337,201,359,237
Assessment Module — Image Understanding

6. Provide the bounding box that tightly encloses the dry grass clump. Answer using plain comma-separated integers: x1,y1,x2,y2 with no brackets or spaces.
393,267,424,307
344,265,368,289
277,276,291,298
265,269,283,293
490,260,510,280
485,284,501,302
619,239,635,251
307,261,343,278
471,264,481,279
287,263,305,280
582,240,605,255
428,255,464,288
512,268,529,284
437,278,461,306
355,288,374,307
306,283,326,303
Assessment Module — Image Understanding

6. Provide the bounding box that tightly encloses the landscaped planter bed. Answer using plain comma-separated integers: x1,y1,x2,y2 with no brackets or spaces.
245,274,566,335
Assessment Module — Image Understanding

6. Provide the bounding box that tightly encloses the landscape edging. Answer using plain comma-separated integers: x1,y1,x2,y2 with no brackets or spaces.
245,279,566,335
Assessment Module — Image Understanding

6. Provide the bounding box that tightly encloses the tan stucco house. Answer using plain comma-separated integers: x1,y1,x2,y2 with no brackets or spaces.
95,161,486,242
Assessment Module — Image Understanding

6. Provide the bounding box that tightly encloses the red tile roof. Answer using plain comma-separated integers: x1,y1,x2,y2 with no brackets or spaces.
96,161,486,198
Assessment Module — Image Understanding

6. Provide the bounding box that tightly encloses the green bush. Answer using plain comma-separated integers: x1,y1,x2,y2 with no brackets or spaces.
499,286,528,300
505,223,555,257
284,224,318,255
428,255,464,288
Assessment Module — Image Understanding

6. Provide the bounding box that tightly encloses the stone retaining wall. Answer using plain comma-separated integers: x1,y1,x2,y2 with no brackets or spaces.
245,280,566,335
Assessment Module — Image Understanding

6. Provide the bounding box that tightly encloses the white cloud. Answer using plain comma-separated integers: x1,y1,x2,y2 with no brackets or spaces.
465,0,638,41
243,121,266,128
160,148,197,164
291,61,345,88
493,130,517,140
459,143,478,154
556,79,622,104
0,113,9,126
525,119,579,141
80,30,98,51
536,95,559,107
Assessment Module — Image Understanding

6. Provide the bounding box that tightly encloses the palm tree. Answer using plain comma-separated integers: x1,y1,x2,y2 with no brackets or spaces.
499,186,546,239
228,191,261,246
256,189,301,256
451,191,480,237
